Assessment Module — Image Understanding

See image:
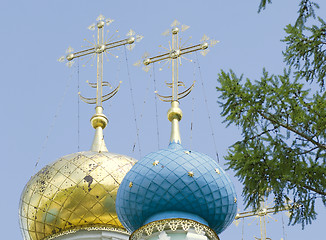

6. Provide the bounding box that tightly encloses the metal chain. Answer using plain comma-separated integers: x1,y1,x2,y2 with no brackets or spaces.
152,63,160,149
34,65,74,172
124,46,141,158
195,52,220,162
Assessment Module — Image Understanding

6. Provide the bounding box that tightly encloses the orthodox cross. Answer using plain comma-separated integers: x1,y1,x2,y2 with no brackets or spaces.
234,198,291,240
59,14,142,108
59,14,142,151
142,20,218,144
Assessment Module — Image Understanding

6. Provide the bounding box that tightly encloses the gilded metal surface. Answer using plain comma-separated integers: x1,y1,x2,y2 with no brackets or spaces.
167,101,182,122
152,161,159,166
90,106,108,152
130,218,220,240
91,127,108,152
234,198,292,240
140,20,217,102
19,151,136,240
139,20,216,144
91,106,108,129
167,101,182,144
58,14,142,116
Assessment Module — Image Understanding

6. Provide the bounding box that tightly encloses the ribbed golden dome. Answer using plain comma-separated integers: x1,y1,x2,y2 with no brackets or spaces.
19,151,136,240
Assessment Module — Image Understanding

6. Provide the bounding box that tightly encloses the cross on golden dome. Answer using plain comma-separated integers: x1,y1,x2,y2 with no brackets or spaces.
59,14,143,108
58,14,142,152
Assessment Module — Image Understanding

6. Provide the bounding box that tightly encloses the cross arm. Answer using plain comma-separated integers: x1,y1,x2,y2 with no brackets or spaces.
179,43,208,55
105,37,135,50
66,48,96,61
235,205,292,220
143,42,208,65
65,37,135,61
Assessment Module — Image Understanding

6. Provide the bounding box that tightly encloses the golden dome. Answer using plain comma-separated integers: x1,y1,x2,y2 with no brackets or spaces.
18,15,141,238
19,151,136,240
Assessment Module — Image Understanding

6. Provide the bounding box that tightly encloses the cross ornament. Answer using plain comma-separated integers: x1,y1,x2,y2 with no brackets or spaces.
141,20,218,144
58,14,142,151
59,14,143,108
142,20,217,102
234,197,292,240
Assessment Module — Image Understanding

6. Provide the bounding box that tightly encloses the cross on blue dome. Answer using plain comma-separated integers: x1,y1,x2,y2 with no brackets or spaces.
116,22,237,236
116,142,237,234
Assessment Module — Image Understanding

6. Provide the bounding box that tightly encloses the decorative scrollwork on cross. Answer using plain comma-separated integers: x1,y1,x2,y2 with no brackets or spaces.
58,14,143,107
234,197,293,240
137,20,218,103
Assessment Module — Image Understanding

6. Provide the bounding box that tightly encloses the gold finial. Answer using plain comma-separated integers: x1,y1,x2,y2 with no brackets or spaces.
141,20,218,144
167,101,182,143
59,15,142,152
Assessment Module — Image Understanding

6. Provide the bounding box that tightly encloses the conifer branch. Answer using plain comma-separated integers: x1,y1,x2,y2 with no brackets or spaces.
258,112,326,150
302,185,326,196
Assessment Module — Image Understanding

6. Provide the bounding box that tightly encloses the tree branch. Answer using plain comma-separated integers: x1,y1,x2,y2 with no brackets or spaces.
245,127,278,142
302,185,326,196
258,112,326,150
294,146,319,156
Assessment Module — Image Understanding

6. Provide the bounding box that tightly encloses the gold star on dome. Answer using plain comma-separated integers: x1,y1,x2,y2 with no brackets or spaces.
153,160,159,166
234,197,237,203
215,168,220,174
129,182,133,188
188,171,194,177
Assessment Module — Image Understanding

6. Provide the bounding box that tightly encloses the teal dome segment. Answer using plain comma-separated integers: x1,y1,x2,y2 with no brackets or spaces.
116,143,237,234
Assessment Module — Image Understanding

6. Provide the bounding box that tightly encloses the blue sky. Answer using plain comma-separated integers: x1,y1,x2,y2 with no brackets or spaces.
1,0,325,239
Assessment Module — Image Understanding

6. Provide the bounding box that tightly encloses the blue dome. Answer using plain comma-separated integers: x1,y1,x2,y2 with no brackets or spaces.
116,142,237,234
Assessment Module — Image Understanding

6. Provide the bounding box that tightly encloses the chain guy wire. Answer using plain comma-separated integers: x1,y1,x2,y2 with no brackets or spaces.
195,52,219,162
190,61,196,150
77,58,80,152
242,218,245,240
152,63,161,150
190,95,195,150
124,45,141,158
34,66,74,173
281,214,287,240
131,55,151,151
136,69,151,150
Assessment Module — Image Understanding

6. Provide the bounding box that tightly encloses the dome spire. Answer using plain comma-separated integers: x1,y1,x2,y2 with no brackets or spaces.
58,14,143,152
116,21,234,240
19,15,141,240
142,20,217,144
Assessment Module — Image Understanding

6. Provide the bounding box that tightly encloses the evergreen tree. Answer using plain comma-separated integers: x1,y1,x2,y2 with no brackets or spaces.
217,0,325,227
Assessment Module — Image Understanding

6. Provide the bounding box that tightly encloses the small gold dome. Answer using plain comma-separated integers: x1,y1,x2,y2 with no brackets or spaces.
19,151,136,240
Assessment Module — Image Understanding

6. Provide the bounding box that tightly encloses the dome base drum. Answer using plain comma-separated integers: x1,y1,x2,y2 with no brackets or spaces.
130,218,220,240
